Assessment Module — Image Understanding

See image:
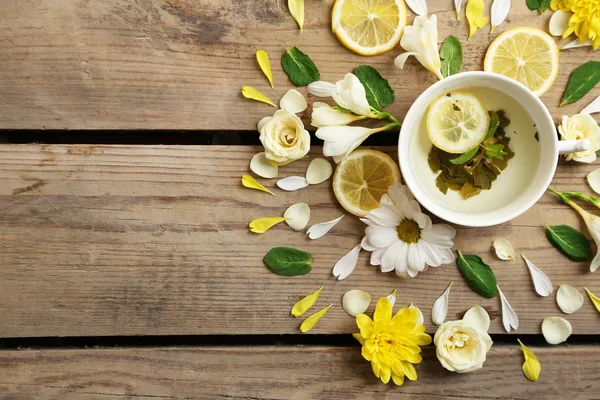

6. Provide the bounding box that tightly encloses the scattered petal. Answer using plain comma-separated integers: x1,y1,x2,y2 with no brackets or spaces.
463,305,491,332
300,304,332,332
492,238,515,260
581,95,600,115
584,288,600,312
279,89,307,114
305,158,333,185
405,0,427,16
587,169,600,195
561,38,593,50
306,215,344,240
291,286,323,317
250,152,278,179
342,290,371,316
541,317,572,345
490,0,510,32
307,81,336,97
454,0,462,19
284,203,311,231
394,52,419,69
518,339,541,382
556,285,584,314
256,50,274,88
409,303,424,325
431,282,452,325
241,174,274,195
497,285,519,332
241,86,276,107
288,0,304,31
466,0,488,39
387,289,397,307
522,254,553,297
549,10,571,37
249,217,288,234
277,176,309,191
333,243,362,280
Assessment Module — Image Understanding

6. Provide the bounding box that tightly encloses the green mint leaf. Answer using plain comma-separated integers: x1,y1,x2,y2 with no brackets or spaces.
596,149,600,157
546,225,593,262
281,47,320,86
526,0,540,10
484,111,500,140
456,251,498,298
440,36,463,78
561,61,600,106
485,143,507,159
450,147,479,164
354,65,395,111
263,247,312,276
538,0,551,12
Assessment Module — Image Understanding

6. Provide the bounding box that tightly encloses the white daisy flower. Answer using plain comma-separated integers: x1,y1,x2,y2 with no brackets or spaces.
360,182,456,278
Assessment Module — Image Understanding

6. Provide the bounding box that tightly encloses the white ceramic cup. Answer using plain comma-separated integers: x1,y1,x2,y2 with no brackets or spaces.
399,71,590,227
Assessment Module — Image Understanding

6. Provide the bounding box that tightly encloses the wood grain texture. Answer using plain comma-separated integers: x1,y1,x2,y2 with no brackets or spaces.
0,0,598,130
0,345,598,399
1,144,599,337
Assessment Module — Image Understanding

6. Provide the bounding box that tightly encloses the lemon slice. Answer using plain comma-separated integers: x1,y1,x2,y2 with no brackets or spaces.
426,92,490,154
484,27,559,97
333,149,401,217
332,0,408,56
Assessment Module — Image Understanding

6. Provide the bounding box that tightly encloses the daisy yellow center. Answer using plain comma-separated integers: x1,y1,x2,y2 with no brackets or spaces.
396,218,421,244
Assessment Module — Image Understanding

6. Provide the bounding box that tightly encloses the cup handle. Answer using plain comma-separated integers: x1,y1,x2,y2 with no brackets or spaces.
557,139,591,154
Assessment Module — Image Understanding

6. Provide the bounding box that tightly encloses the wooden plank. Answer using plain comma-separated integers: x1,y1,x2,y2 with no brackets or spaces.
0,345,598,399
0,0,597,130
1,144,599,337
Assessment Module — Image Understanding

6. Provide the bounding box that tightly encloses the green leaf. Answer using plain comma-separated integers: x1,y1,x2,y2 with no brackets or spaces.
596,149,600,157
526,0,540,10
440,36,463,78
561,61,600,106
484,111,500,141
354,65,395,111
456,250,498,298
537,0,551,12
484,143,507,159
263,247,312,276
450,147,479,164
545,225,593,262
281,47,320,86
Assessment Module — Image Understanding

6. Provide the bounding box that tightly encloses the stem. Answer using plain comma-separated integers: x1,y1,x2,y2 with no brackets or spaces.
372,110,400,125
383,122,402,131
546,187,570,204
562,191,600,209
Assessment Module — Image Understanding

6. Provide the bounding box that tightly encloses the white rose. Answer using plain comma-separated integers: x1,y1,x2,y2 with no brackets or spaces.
258,109,310,166
434,306,493,373
558,114,600,163
332,73,375,117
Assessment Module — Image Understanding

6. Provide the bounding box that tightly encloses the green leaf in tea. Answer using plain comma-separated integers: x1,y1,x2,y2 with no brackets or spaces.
456,250,498,298
281,47,320,86
450,147,478,164
263,247,312,276
354,65,395,111
459,182,481,199
484,111,500,140
484,143,507,159
546,224,594,262
560,61,600,106
440,36,463,78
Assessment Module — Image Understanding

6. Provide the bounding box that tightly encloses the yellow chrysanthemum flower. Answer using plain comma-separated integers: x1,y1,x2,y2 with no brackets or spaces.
551,0,600,49
353,297,432,385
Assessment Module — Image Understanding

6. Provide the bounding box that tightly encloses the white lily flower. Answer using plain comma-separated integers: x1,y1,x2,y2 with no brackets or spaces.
566,200,600,272
316,125,383,163
332,73,375,117
395,14,443,80
311,102,367,128
307,81,337,97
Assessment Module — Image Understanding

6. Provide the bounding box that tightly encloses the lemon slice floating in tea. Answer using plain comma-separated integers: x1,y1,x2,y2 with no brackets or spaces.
333,149,400,217
426,92,490,154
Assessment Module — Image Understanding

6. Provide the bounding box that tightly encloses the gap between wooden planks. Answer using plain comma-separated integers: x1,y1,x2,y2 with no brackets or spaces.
0,144,599,337
0,0,598,130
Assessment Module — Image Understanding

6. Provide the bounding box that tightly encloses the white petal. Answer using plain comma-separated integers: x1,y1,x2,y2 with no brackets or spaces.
279,89,307,114
394,52,418,69
463,305,490,333
587,169,600,195
522,254,553,297
276,176,309,191
381,240,403,273
407,242,426,274
305,158,333,185
431,282,452,325
497,285,519,332
556,285,584,314
542,317,572,344
365,226,397,248
332,243,361,280
311,102,363,127
306,215,344,240
492,238,515,260
549,10,572,36
250,152,278,179
283,203,310,231
405,0,427,16
581,95,600,115
307,81,336,97
561,38,593,50
387,289,397,307
490,0,510,31
360,236,377,251
316,126,372,158
454,0,462,19
342,290,371,316
409,303,424,325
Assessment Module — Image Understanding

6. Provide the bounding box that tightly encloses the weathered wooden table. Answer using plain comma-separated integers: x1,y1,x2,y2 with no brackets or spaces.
1,0,599,398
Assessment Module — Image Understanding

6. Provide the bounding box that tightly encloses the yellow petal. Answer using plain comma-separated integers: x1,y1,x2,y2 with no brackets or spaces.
291,286,323,317
300,304,331,332
241,175,274,195
249,217,288,234
288,0,304,31
518,339,541,382
373,297,392,322
256,50,274,88
241,86,276,107
585,288,600,313
466,0,488,39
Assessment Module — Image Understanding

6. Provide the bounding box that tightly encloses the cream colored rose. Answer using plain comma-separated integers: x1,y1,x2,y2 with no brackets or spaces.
434,306,493,373
258,109,310,166
558,114,600,163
